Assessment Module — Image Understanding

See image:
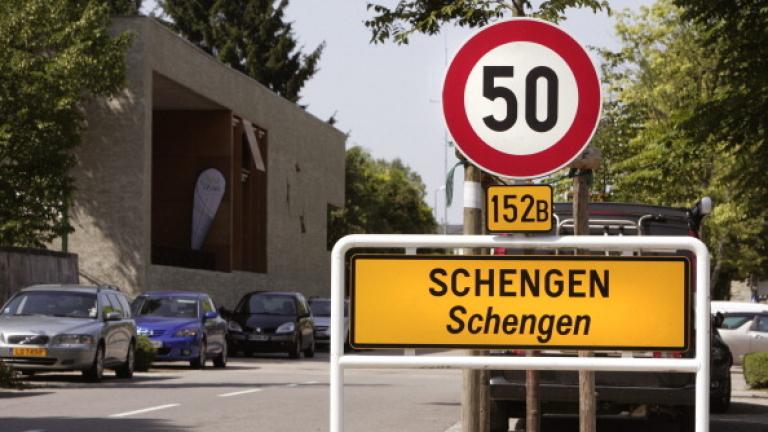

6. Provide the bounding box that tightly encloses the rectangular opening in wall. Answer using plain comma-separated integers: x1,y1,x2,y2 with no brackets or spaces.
151,73,233,272
233,116,267,273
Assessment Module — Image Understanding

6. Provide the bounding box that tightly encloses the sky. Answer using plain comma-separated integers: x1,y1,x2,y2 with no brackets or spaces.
141,0,653,226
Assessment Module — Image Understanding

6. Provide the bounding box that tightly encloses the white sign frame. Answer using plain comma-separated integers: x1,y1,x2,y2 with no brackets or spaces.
330,234,710,432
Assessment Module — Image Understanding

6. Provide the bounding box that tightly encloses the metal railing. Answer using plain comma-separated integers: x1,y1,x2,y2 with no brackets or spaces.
330,234,710,432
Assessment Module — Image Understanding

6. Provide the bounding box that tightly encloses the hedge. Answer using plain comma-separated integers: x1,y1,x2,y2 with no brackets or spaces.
744,352,768,389
0,362,19,388
135,335,156,372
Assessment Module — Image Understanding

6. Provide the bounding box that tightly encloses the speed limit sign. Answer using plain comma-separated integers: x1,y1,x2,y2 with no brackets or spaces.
443,18,601,179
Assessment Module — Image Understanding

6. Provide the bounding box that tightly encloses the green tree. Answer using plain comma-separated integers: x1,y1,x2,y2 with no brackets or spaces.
365,0,608,44
674,0,768,217
0,0,131,247
328,147,437,247
107,0,143,15
593,0,766,296
160,0,323,103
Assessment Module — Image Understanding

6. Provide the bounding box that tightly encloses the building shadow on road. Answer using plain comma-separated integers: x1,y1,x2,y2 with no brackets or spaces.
0,417,189,432
18,373,176,389
510,401,768,432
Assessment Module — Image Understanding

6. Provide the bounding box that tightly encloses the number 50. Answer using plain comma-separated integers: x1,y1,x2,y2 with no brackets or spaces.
482,66,558,133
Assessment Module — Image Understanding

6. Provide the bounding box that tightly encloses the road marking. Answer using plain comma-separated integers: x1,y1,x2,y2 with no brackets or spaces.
286,383,298,388
302,380,319,385
218,388,263,398
108,403,180,418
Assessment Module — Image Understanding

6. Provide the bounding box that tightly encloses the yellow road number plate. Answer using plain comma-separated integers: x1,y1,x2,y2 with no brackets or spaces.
486,185,553,233
12,347,47,357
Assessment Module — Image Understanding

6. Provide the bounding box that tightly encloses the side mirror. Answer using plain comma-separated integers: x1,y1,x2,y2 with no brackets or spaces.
203,311,218,320
713,312,725,328
105,311,122,321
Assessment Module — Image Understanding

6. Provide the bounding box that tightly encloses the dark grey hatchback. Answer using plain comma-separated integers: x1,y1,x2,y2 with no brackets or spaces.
225,291,315,359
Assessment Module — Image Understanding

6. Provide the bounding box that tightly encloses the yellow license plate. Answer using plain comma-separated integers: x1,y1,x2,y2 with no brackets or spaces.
12,347,47,357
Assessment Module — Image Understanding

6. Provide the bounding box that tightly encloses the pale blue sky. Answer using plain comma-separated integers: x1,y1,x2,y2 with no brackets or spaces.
141,1,653,225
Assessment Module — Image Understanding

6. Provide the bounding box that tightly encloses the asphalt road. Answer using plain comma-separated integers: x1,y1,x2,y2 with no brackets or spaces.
0,350,461,432
2,351,767,432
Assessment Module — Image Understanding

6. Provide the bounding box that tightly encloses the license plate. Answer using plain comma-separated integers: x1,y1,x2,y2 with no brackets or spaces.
12,347,47,357
248,335,268,341
150,340,163,349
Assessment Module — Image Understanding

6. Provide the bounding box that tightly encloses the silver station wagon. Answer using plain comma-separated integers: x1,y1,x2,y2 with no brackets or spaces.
0,285,136,382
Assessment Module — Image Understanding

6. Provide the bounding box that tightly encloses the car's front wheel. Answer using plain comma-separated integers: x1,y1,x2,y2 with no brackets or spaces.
490,400,510,432
190,340,207,369
213,342,227,368
289,335,302,359
83,344,105,382
304,337,315,358
711,373,731,413
116,342,135,379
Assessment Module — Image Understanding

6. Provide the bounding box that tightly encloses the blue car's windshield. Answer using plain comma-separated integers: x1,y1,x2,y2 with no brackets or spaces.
1,291,97,319
136,297,199,318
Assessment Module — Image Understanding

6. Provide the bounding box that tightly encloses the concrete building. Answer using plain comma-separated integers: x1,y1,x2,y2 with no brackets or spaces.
64,17,345,307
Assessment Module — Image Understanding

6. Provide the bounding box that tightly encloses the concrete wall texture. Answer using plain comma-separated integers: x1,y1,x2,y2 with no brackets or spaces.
70,18,345,308
0,248,79,305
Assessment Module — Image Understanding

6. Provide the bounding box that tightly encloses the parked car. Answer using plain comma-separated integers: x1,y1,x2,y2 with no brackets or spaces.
712,301,768,365
489,199,732,432
225,291,315,359
0,284,136,382
308,297,349,349
131,291,227,368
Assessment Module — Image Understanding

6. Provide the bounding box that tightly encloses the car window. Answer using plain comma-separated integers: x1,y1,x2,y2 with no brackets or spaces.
309,299,331,317
131,296,145,316
202,297,215,314
117,294,132,318
106,293,125,318
136,297,199,318
756,315,768,333
2,291,97,319
297,296,309,316
247,295,296,316
721,313,755,329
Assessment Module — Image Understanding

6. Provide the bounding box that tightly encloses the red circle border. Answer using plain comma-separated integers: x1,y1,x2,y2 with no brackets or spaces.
443,19,601,179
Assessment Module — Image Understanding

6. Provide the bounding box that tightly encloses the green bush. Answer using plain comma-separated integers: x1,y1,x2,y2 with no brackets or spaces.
0,362,18,388
744,352,768,388
134,335,156,372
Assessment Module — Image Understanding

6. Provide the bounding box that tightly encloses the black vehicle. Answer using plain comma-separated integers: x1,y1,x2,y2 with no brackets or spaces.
489,199,732,432
225,291,315,359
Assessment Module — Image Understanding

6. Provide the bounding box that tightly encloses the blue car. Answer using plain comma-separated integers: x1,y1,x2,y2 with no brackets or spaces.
131,291,227,368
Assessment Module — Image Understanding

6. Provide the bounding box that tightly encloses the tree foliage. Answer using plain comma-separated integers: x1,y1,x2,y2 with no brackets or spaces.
674,0,768,220
328,147,437,247
160,0,324,103
365,0,609,44
106,0,143,15
592,0,767,295
0,1,131,247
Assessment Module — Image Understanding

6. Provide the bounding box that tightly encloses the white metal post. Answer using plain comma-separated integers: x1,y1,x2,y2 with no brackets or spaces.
330,235,709,432
330,242,346,432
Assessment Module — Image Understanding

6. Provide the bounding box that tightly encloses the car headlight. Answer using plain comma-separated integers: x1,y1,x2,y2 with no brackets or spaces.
227,321,243,332
53,334,95,345
276,322,295,334
174,327,199,337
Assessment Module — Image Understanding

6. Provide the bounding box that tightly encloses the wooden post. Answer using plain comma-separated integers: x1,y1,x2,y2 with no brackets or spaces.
462,163,487,432
574,169,596,432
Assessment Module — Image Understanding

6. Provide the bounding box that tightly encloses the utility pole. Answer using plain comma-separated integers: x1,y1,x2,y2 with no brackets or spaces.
462,163,487,432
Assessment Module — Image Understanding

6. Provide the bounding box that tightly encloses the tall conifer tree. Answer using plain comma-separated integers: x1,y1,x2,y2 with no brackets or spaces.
161,0,323,103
